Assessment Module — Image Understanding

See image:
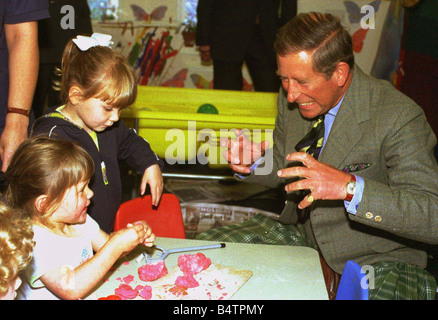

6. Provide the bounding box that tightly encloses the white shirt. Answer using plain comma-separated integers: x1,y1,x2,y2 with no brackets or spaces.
18,215,100,300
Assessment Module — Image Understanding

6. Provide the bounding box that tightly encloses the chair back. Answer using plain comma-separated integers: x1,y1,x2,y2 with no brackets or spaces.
335,260,369,300
114,193,186,239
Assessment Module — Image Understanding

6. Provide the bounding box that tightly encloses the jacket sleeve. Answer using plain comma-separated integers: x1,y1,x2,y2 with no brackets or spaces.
350,100,438,244
116,120,164,174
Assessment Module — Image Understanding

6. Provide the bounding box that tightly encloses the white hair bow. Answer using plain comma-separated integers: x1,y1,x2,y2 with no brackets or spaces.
72,33,113,51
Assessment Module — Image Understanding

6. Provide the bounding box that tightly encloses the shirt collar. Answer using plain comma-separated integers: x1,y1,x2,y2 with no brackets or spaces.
327,95,345,117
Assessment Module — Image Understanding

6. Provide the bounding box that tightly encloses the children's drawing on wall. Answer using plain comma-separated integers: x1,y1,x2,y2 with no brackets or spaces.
88,0,254,89
89,0,186,86
131,28,182,86
190,74,213,89
161,68,188,87
89,0,184,26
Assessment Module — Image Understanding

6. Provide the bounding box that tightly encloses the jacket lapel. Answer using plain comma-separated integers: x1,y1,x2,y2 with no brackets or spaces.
319,66,370,169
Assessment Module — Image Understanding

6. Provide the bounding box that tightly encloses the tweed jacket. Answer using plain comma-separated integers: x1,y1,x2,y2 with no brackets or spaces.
246,66,438,274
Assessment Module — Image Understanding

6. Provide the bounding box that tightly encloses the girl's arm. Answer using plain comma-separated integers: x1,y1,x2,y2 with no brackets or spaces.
139,164,163,206
91,229,111,252
40,223,154,300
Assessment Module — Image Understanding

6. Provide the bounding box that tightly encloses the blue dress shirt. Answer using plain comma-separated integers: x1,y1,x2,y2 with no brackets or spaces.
322,97,363,215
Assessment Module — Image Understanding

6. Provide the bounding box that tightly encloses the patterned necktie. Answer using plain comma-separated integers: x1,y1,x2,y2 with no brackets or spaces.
294,115,325,222
295,115,325,160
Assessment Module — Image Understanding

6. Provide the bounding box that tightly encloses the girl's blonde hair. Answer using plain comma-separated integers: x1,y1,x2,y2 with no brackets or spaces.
59,39,137,108
4,136,95,228
0,206,34,296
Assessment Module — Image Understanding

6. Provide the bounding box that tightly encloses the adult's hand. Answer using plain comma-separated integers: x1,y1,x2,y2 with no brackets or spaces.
199,45,211,62
277,152,352,209
220,129,269,174
0,115,28,171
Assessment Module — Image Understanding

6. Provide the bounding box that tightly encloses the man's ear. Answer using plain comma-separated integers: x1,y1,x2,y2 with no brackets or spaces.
68,85,84,105
333,62,350,87
34,195,49,213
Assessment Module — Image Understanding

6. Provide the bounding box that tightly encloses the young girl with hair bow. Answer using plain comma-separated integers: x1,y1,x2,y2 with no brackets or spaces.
31,33,164,234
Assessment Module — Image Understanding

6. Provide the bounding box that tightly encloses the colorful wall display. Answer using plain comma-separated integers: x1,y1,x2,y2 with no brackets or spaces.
298,0,393,76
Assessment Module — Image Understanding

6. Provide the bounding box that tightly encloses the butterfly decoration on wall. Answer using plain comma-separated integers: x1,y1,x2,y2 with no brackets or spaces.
344,0,381,53
161,68,188,87
131,5,168,22
190,74,213,89
351,27,369,53
343,0,381,24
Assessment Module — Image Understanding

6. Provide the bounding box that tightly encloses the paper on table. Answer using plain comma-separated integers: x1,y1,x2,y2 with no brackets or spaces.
95,260,252,300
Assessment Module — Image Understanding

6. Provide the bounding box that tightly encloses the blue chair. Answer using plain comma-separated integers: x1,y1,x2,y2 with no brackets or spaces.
335,260,369,300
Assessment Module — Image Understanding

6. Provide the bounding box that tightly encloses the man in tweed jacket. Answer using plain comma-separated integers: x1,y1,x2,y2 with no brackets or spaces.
218,12,438,299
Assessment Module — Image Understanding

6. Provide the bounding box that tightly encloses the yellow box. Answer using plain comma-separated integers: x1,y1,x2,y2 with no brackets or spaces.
121,86,278,168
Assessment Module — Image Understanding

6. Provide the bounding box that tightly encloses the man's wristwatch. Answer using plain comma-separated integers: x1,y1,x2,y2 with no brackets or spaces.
345,175,356,202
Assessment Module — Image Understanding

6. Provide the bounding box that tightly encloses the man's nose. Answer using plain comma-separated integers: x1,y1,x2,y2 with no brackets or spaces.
287,80,300,103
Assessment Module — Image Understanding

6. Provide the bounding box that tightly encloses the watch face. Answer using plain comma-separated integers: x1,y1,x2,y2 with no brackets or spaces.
347,181,356,195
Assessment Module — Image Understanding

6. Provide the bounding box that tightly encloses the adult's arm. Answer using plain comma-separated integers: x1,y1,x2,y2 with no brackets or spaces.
1,21,39,171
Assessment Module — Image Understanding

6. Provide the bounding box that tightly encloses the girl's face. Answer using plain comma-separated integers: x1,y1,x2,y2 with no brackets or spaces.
52,180,94,225
0,276,22,300
69,97,122,133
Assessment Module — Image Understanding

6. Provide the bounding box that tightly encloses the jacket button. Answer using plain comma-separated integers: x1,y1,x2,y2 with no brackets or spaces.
365,212,373,219
375,215,382,222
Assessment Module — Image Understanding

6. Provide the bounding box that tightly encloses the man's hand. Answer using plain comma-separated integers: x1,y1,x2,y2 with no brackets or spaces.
220,129,269,174
277,152,352,209
199,45,211,62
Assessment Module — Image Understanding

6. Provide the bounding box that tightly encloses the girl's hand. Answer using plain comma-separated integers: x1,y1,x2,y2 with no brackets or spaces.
111,221,155,253
140,164,163,206
126,221,155,247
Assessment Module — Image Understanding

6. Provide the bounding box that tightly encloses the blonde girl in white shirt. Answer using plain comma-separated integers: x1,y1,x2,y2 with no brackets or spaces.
4,136,155,300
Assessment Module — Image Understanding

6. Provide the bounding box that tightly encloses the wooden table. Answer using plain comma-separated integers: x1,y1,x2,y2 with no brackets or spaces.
88,237,328,300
